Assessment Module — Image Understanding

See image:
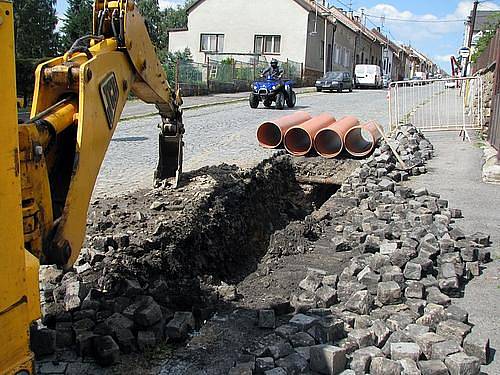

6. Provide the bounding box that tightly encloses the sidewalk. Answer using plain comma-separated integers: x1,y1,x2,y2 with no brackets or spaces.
405,132,500,374
121,87,317,121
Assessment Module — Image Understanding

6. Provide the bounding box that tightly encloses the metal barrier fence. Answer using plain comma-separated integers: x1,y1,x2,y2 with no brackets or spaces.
388,77,484,139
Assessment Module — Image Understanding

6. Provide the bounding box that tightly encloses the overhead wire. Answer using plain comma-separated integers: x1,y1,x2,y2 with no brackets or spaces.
362,14,466,23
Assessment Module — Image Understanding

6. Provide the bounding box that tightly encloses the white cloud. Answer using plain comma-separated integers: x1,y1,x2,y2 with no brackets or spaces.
434,54,454,63
159,0,185,9
56,13,66,33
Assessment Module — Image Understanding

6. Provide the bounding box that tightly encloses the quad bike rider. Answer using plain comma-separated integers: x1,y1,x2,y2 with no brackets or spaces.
261,58,284,80
249,59,296,110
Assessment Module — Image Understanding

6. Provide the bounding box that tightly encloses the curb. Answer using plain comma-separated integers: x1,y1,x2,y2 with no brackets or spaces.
120,88,318,123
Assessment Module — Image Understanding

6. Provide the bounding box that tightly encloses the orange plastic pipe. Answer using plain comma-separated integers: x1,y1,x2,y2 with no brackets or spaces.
257,111,312,148
314,116,359,158
344,121,382,157
284,113,337,156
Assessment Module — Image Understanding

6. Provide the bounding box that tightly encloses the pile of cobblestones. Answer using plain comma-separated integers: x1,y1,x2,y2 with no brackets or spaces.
228,125,491,375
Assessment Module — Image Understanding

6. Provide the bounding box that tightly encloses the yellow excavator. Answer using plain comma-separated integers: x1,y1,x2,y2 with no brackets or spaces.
0,0,184,373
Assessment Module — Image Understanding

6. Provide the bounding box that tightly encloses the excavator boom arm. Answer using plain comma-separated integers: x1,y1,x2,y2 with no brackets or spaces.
24,0,184,267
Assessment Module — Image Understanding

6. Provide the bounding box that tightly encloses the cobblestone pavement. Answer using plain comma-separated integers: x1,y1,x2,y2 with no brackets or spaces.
121,92,250,119
94,89,389,198
405,132,500,374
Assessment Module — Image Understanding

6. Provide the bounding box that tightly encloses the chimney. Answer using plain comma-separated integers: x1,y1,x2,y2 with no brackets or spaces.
348,11,354,19
377,27,381,32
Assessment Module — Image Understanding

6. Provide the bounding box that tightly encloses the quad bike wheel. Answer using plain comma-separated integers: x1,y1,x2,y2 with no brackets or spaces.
286,91,296,108
264,99,272,107
275,92,285,110
249,93,259,108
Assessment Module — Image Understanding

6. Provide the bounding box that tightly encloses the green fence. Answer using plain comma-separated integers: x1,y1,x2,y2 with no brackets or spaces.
168,57,304,96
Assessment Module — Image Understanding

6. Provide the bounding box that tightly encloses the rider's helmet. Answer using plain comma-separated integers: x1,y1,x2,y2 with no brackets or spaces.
270,58,279,68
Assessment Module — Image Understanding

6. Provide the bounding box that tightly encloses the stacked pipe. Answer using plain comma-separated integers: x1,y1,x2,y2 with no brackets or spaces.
256,112,382,158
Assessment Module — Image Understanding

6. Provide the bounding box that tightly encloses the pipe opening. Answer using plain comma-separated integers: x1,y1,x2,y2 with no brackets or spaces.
345,127,375,156
314,129,343,158
257,122,282,148
284,127,312,156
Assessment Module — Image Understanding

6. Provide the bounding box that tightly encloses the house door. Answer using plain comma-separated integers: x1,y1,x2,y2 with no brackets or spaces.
327,44,332,71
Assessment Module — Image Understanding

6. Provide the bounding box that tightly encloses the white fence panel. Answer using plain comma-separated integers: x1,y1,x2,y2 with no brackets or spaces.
388,77,484,138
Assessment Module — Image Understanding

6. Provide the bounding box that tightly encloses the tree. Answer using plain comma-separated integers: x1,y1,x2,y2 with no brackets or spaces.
13,0,58,99
137,0,168,51
60,0,94,51
163,5,188,30
13,0,58,58
471,12,500,63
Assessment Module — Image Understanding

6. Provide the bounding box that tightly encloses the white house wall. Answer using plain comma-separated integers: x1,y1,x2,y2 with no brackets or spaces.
168,0,309,64
305,12,332,73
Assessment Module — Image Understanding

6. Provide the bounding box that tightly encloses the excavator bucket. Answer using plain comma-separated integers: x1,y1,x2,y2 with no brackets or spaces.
155,130,184,187
155,90,184,187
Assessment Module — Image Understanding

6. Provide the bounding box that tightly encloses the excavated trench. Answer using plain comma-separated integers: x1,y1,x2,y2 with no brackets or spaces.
34,155,360,368
83,155,359,310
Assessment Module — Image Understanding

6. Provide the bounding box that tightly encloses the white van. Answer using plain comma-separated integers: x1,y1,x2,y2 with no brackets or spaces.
355,64,382,89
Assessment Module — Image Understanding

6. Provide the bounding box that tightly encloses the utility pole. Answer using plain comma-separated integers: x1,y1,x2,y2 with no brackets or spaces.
464,0,479,76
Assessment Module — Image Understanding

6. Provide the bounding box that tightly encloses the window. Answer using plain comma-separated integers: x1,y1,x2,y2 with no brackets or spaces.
320,40,324,60
254,35,281,54
200,34,224,52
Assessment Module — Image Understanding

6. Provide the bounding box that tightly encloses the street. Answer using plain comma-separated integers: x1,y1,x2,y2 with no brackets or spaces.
94,89,389,197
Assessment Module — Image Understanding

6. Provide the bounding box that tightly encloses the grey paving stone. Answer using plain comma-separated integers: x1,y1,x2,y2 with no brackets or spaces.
445,352,481,375
310,345,347,375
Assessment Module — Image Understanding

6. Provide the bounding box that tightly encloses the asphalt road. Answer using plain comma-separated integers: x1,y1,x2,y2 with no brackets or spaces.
93,89,389,198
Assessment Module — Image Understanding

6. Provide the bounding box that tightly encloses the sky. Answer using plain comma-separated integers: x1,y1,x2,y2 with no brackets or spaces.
56,0,500,71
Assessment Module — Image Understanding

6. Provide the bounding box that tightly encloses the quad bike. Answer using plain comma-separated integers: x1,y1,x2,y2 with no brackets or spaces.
249,75,296,110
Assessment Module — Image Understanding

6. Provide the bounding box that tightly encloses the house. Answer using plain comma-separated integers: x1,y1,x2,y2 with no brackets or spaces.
351,19,383,68
370,28,407,81
326,7,359,74
168,0,359,82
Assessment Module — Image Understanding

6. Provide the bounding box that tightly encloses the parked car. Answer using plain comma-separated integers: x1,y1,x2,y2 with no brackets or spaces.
315,71,353,93
355,64,382,89
249,75,296,110
411,76,425,86
444,80,457,89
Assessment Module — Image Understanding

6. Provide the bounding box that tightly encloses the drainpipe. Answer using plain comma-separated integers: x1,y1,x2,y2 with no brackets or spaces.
331,21,336,71
324,17,328,75
353,31,360,75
